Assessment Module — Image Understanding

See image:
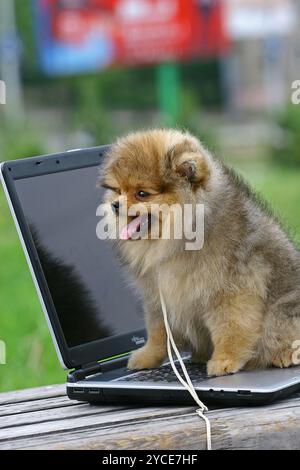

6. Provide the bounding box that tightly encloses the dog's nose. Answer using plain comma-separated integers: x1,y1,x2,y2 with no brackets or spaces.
111,200,119,214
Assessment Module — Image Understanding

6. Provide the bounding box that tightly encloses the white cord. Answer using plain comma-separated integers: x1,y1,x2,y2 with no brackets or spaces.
159,286,212,450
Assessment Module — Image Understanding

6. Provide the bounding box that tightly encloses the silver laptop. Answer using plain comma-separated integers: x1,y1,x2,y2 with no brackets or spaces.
2,146,300,407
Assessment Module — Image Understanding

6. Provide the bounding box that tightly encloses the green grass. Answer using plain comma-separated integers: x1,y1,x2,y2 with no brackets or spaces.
232,161,300,245
0,163,300,392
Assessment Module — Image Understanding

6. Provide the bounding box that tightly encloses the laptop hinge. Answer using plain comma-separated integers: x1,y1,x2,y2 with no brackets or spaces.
69,354,130,382
70,362,102,382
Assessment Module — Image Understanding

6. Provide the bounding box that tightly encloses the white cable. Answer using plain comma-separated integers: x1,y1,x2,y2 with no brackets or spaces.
159,286,212,451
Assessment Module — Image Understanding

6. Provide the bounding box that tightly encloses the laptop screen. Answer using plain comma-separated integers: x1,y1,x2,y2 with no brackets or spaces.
14,164,144,348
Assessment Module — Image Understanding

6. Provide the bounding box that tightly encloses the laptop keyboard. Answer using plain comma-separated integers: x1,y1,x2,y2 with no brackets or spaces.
117,360,208,383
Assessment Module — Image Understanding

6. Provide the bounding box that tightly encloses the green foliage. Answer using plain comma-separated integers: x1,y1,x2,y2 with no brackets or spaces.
271,105,300,167
70,75,116,144
181,59,222,108
234,162,300,246
0,124,46,161
16,0,39,80
96,66,157,110
177,88,218,152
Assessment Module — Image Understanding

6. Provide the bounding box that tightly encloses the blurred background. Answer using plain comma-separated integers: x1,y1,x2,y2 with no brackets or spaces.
0,0,300,392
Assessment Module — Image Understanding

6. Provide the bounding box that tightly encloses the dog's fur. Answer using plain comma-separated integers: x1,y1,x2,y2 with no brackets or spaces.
100,128,300,376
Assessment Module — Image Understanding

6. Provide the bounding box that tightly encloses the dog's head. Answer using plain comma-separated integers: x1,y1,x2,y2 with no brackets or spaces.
98,129,211,244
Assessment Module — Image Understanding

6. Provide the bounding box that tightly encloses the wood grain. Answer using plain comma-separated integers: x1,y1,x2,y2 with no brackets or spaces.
1,384,300,450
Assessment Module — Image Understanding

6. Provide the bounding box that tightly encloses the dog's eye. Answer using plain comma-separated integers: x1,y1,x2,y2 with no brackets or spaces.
136,190,150,200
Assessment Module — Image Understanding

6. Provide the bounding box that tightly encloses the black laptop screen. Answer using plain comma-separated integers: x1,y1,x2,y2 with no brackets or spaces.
15,165,144,348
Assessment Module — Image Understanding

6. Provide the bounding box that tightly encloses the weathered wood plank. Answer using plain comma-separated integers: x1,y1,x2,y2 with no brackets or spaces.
3,401,300,450
1,412,208,450
1,384,300,450
0,396,77,417
23,402,300,450
0,406,194,443
0,403,129,430
0,384,66,405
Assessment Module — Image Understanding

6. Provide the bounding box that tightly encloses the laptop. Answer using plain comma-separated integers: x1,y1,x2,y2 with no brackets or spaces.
2,145,300,407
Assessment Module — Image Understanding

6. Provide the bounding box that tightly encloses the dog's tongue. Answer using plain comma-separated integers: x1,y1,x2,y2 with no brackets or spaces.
120,216,142,240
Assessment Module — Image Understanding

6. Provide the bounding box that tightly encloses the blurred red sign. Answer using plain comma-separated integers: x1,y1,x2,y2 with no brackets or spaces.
36,0,229,75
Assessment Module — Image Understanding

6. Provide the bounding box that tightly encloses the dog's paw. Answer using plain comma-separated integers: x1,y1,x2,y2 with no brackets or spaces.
272,349,294,369
207,356,242,377
127,347,164,370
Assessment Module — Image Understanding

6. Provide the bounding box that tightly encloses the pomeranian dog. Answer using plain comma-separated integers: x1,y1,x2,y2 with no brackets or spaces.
99,128,300,376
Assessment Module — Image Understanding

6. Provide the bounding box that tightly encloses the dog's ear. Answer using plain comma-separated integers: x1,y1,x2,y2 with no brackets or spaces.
166,139,210,189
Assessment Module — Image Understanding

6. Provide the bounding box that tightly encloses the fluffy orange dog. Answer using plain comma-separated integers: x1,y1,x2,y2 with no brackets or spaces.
100,128,300,376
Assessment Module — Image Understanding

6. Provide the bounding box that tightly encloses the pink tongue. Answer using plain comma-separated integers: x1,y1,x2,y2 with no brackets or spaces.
120,216,142,240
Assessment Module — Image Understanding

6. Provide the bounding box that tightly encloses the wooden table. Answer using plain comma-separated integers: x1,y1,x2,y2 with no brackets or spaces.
1,384,300,450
